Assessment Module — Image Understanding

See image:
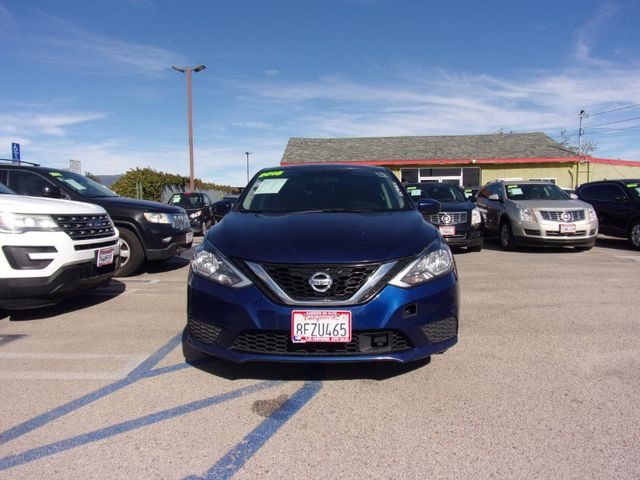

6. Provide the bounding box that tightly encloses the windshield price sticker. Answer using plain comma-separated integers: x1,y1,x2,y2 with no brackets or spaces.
258,170,284,178
410,189,422,197
254,178,288,195
291,310,352,343
439,225,456,236
560,224,577,234
96,247,114,267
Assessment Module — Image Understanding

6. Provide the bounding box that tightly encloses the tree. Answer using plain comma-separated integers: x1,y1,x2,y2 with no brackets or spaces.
559,130,598,156
109,167,238,202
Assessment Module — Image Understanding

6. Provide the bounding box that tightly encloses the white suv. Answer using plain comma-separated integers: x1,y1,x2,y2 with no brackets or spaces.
0,183,120,309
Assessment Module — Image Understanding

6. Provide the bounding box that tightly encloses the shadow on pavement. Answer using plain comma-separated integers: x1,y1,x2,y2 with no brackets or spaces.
142,256,190,274
594,235,635,252
181,329,431,382
5,280,126,321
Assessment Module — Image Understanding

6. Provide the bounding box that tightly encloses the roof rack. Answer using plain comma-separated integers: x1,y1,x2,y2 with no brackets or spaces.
0,158,40,166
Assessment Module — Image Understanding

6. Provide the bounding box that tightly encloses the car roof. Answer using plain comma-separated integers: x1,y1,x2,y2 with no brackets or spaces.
258,164,392,174
578,179,640,186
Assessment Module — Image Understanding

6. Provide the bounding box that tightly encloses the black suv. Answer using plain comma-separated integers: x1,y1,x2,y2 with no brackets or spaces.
212,195,239,223
0,164,193,276
168,192,214,236
406,183,483,251
576,179,640,249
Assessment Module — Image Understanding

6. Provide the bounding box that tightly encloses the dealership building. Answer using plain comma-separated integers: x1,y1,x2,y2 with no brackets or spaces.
281,132,640,189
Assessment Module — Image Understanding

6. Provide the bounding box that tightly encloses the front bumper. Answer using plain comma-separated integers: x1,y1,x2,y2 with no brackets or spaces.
0,259,118,309
186,270,459,363
440,225,483,248
513,220,598,247
146,230,193,261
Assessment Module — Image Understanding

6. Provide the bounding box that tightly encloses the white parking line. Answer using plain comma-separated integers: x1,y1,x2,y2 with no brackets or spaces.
0,352,147,380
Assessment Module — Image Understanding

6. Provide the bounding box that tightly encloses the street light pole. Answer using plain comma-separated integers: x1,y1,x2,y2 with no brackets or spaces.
172,64,206,191
244,151,252,184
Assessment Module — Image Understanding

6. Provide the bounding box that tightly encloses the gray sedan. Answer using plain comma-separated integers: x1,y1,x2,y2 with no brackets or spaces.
476,181,598,250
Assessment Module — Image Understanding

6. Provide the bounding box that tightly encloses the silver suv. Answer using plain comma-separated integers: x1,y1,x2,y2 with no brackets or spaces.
476,181,598,250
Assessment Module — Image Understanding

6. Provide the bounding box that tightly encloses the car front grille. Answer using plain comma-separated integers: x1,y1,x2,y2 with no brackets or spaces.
421,317,458,343
539,210,585,222
172,213,191,230
188,318,223,345
78,261,116,279
428,212,468,225
545,230,587,237
53,215,115,240
231,330,412,356
260,262,380,301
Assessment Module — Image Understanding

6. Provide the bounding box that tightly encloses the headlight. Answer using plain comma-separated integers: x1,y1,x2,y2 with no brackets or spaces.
0,213,59,234
191,246,252,287
143,212,172,224
471,208,482,226
389,243,454,288
588,208,598,222
189,211,202,218
519,208,535,223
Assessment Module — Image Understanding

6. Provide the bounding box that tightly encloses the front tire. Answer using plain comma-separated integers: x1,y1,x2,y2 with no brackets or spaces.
629,220,640,250
499,221,515,250
115,228,145,277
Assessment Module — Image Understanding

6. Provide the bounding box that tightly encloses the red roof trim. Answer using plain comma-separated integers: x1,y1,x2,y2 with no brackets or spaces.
587,157,640,167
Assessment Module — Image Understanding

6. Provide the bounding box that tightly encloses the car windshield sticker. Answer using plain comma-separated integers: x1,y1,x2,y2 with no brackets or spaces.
627,183,638,188
509,187,523,195
258,170,284,178
410,189,422,196
49,172,63,177
507,185,519,189
406,186,417,190
254,178,288,194
170,197,181,203
62,179,87,191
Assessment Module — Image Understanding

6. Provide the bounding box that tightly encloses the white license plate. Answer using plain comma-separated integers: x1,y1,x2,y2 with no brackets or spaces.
291,311,352,343
439,226,456,236
560,224,577,234
97,247,114,267
186,231,193,244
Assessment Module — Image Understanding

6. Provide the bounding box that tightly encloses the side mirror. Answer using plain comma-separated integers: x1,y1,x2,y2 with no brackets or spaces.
488,193,501,201
417,198,441,215
213,203,232,215
42,185,62,198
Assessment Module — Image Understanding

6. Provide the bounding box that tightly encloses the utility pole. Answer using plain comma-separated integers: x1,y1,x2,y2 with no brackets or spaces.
245,151,252,184
578,109,587,156
172,64,206,191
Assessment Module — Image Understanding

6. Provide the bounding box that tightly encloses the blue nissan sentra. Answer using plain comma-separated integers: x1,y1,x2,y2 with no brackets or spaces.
186,164,459,363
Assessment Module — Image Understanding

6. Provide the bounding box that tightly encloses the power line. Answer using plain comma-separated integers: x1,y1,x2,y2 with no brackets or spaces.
584,115,640,129
587,103,640,117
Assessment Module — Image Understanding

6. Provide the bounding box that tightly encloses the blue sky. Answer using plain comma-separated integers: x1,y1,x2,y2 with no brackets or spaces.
1,0,640,186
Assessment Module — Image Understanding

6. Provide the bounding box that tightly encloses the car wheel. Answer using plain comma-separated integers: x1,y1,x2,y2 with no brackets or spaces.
115,228,145,277
499,221,515,250
629,221,640,250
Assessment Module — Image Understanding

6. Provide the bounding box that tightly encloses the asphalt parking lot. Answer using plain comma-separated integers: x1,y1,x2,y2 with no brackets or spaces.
1,237,639,480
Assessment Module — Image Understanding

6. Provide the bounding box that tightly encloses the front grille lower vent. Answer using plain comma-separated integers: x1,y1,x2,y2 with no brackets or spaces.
231,330,412,356
421,317,458,343
188,318,223,345
53,215,115,240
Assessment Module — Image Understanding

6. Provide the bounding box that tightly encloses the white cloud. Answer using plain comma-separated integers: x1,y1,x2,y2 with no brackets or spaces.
0,112,105,138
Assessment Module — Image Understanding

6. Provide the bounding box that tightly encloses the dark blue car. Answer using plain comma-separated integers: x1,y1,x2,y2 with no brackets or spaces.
186,164,459,363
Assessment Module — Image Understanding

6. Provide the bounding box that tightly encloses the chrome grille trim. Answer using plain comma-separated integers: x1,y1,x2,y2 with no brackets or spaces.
171,213,191,230
245,261,398,306
428,212,468,225
539,210,585,222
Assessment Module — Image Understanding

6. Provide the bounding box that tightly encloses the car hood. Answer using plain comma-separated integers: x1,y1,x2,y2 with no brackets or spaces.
511,200,594,210
207,211,437,263
439,201,476,212
90,196,186,213
0,195,107,215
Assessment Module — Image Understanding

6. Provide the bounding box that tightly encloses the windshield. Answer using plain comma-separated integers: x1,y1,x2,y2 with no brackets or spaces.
407,184,466,202
47,170,118,198
626,181,640,199
0,182,15,194
505,183,570,201
240,168,410,213
169,193,204,208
